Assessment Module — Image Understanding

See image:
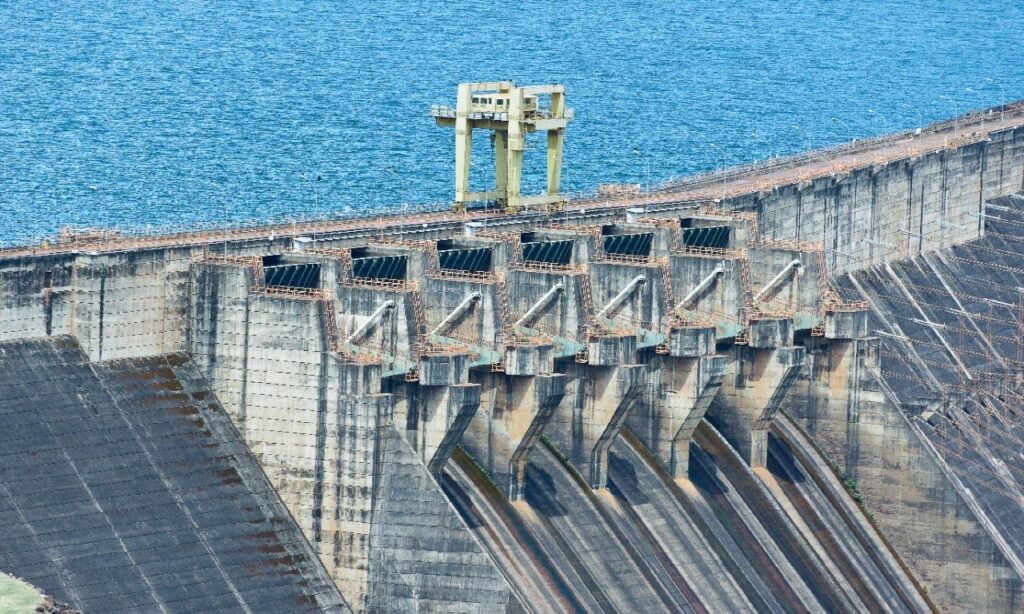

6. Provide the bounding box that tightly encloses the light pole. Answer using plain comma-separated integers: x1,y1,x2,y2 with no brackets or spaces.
831,117,856,144
897,103,924,134
383,166,407,213
986,77,1007,122
790,124,812,153
866,109,891,136
708,143,727,199
938,96,960,129
211,179,229,255
299,171,321,209
965,87,987,129
750,129,774,159
632,148,650,191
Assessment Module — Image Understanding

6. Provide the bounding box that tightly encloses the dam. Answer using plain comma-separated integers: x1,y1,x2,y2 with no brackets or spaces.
2,91,1024,612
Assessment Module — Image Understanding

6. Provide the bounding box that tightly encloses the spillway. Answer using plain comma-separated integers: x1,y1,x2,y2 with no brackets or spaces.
441,418,928,613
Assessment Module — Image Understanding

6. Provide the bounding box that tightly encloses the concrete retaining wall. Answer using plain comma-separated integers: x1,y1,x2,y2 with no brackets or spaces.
0,249,193,360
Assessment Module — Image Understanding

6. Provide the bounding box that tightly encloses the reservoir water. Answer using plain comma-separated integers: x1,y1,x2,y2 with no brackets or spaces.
2,0,1024,245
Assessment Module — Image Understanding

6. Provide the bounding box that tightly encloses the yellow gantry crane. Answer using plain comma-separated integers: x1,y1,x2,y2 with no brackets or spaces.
431,81,573,214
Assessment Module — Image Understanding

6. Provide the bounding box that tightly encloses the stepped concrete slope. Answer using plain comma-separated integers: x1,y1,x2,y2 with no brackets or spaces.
0,337,348,613
3,104,1024,611
798,192,1024,612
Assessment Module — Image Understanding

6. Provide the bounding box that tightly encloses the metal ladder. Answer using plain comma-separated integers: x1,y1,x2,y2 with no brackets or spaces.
737,257,755,345
497,273,513,341
409,282,428,340
577,270,596,362
320,291,341,354
493,273,513,372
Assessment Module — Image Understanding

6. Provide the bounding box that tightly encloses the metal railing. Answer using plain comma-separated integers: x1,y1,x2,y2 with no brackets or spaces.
8,101,1022,262
648,101,1024,196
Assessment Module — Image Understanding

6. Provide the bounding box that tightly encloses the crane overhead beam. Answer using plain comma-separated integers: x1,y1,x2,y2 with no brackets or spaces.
432,81,573,215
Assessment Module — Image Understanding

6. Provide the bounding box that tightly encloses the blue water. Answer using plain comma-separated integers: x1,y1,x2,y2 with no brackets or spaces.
2,1,1024,245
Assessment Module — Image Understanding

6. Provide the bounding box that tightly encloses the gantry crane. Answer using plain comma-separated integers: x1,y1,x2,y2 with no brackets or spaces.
431,81,573,214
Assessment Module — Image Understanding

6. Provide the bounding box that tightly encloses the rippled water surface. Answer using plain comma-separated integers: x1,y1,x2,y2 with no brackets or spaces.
2,1,1024,244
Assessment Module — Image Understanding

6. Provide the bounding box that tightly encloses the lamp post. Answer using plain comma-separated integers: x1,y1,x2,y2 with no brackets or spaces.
383,165,407,212
965,87,986,129
211,179,228,255
299,171,321,209
986,77,1007,122
789,124,813,155
632,148,651,192
831,117,856,144
897,102,924,134
938,96,960,130
708,143,727,200
866,109,891,136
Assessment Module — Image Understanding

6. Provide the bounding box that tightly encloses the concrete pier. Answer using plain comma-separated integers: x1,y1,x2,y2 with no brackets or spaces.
464,371,566,500
711,344,806,467
628,348,727,478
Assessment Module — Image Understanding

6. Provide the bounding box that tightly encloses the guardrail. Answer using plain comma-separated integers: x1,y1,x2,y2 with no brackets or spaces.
6,101,1022,254
648,101,1024,195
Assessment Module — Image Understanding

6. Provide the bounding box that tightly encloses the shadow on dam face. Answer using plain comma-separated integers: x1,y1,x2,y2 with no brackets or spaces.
438,474,484,529
524,463,570,518
766,438,809,486
686,446,729,496
607,448,651,505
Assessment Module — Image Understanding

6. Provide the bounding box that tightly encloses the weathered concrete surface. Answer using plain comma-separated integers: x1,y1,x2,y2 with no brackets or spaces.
6,111,1024,612
786,336,1024,613
710,344,805,467
464,372,566,500
627,353,727,478
446,412,929,613
187,266,516,611
783,201,1024,612
765,415,933,613
190,261,255,428
366,425,525,613
670,118,1024,273
545,345,648,489
390,378,481,474
0,249,195,360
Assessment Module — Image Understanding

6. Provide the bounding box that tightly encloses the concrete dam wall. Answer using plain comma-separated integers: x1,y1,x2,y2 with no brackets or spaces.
2,107,1024,611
